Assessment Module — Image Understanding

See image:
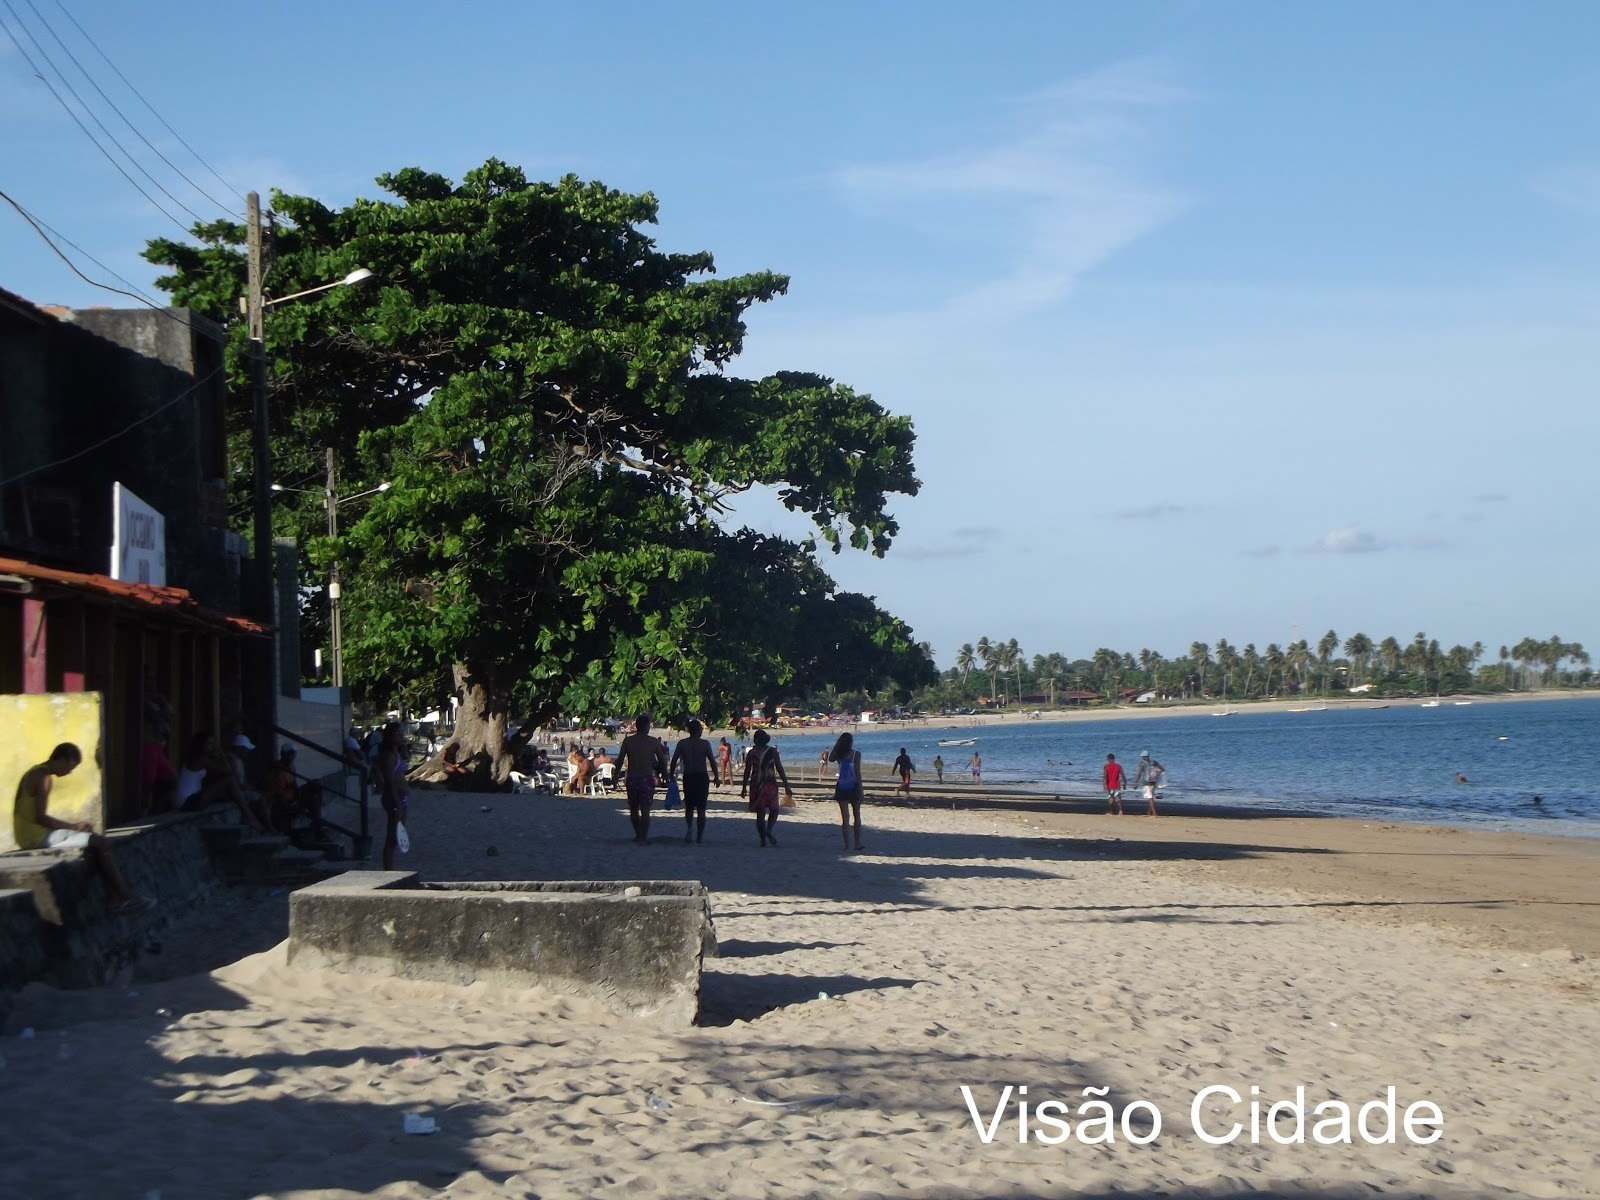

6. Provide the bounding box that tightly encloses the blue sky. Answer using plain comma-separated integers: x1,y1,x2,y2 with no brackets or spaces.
3,2,1597,667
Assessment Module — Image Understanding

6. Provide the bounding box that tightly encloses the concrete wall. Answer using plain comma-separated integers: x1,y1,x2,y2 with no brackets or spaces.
289,873,718,1028
2,692,104,852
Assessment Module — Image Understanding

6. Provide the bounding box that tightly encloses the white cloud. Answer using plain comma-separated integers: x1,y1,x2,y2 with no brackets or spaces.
1313,528,1386,554
1533,166,1600,216
832,57,1190,316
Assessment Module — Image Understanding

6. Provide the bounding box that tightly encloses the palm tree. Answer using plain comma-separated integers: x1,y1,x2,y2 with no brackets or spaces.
1263,643,1284,697
1007,638,1023,703
1498,644,1511,688
1379,636,1402,677
1287,639,1311,693
1215,639,1239,689
978,638,999,705
1045,652,1067,705
956,643,976,684
1092,647,1121,700
1317,629,1338,693
1343,633,1373,683
1241,643,1259,697
1189,642,1211,699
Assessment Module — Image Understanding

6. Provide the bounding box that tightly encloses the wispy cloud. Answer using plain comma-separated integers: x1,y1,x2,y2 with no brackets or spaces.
1533,165,1600,216
897,525,998,562
1306,527,1451,554
833,58,1190,315
1114,502,1203,520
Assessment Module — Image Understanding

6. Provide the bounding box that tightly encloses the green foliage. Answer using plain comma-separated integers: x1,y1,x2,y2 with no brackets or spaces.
146,162,928,720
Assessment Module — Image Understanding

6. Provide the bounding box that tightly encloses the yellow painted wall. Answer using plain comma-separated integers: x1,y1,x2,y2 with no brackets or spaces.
2,692,105,853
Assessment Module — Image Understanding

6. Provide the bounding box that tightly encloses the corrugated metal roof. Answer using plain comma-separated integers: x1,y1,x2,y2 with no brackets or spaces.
0,555,266,635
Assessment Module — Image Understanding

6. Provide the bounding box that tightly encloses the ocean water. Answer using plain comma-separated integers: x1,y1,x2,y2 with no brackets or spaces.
768,698,1600,837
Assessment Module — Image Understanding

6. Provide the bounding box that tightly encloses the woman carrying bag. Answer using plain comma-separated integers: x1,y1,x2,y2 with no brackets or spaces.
739,728,793,847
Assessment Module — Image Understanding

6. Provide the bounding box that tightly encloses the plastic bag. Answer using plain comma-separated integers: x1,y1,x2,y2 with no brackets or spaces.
396,822,411,854
780,789,796,809
663,776,680,810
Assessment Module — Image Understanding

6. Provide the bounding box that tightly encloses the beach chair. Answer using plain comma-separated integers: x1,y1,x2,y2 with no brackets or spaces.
588,763,616,795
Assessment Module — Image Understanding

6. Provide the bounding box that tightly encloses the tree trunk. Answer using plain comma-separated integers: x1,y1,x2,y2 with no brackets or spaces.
409,658,515,790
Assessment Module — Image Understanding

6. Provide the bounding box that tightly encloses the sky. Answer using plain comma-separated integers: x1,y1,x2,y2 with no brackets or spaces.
3,1,1597,668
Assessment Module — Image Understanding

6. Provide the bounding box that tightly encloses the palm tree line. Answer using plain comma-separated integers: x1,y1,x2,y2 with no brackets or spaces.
930,632,1591,707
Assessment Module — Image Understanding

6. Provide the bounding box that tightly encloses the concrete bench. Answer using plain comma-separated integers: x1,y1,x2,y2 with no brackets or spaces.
288,872,718,1027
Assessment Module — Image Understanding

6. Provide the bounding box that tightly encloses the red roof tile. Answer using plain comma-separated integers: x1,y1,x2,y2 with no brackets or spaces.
0,556,266,636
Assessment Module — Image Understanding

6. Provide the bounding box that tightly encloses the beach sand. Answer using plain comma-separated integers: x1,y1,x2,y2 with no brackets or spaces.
3,778,1597,1198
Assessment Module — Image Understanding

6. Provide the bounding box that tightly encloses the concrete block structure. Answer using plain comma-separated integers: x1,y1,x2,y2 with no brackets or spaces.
289,873,719,1027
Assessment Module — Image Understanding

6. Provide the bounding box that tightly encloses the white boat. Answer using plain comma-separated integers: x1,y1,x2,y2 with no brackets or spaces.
938,738,978,747
1420,700,1440,708
1288,701,1329,713
1454,701,1473,706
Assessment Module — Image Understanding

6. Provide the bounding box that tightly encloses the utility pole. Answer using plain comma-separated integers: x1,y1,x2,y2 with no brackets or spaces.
326,446,344,689
246,192,279,749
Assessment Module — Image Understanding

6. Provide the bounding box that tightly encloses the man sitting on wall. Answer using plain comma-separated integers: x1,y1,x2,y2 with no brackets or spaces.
12,743,151,915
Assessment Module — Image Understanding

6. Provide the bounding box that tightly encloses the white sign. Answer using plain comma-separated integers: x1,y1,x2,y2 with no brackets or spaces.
111,482,166,585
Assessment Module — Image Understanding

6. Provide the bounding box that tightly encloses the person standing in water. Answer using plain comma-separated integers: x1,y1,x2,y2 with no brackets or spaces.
933,754,944,783
669,719,720,844
970,751,982,786
831,732,865,852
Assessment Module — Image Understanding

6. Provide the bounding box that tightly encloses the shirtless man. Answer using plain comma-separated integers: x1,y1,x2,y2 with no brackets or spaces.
618,715,669,844
13,744,150,915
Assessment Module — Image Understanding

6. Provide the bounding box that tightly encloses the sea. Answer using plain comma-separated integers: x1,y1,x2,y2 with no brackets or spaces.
766,697,1600,838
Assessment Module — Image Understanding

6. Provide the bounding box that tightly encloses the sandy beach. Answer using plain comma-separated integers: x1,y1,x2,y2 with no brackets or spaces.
3,777,1597,1198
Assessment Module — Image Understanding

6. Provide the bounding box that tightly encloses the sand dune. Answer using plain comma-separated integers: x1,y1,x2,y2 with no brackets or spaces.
2,782,1595,1198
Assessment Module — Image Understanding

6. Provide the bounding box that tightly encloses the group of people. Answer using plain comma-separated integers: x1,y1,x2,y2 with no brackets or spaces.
1101,750,1166,816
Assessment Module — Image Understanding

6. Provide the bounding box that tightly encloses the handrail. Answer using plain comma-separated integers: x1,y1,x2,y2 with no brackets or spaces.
273,724,369,858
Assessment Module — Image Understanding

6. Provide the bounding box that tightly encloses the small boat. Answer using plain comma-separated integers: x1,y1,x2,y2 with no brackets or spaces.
1420,700,1440,708
1288,702,1329,713
1454,701,1473,706
938,738,978,747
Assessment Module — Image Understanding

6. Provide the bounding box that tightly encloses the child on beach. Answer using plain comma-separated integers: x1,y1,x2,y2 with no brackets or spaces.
831,732,865,852
1103,752,1126,815
933,754,944,783
970,752,982,785
740,729,792,847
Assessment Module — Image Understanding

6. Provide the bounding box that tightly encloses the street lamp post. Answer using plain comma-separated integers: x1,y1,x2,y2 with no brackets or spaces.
243,189,373,738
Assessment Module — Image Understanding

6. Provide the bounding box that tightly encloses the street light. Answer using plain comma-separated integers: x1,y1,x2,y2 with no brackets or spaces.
272,451,390,690
243,191,374,748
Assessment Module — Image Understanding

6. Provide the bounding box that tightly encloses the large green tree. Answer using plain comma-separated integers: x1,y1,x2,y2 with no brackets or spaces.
147,161,931,783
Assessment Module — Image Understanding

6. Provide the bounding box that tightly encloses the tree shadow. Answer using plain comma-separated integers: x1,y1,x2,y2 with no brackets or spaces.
698,970,921,1025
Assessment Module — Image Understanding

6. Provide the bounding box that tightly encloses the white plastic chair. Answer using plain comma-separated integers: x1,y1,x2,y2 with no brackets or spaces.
588,762,615,795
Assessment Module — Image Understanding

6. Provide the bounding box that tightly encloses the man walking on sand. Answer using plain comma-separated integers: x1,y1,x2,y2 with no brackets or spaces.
1103,752,1127,815
1132,750,1165,816
892,747,916,798
13,743,151,915
618,715,669,844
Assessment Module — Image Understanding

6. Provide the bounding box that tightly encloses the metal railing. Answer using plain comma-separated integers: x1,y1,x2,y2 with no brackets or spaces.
273,725,371,861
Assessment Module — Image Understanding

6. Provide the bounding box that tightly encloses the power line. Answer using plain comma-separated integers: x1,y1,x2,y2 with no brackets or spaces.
0,365,226,489
0,2,201,234
54,0,247,207
0,187,204,326
24,0,241,220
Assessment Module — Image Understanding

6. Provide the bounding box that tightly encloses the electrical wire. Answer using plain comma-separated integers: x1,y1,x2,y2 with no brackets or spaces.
53,0,247,207
0,365,226,488
0,187,203,326
24,0,241,220
0,2,201,234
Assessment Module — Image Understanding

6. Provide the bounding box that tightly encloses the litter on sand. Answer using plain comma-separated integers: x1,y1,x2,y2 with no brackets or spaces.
403,1113,438,1135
